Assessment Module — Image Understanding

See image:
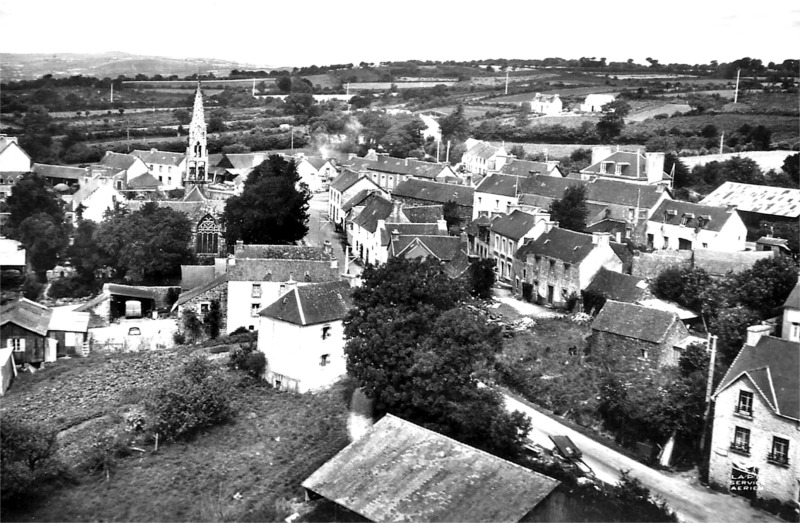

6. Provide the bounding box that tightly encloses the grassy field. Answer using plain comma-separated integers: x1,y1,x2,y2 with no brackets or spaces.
1,347,352,522
625,113,800,144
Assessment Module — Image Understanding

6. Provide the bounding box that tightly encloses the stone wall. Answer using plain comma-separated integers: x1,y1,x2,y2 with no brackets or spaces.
709,379,800,503
180,284,228,334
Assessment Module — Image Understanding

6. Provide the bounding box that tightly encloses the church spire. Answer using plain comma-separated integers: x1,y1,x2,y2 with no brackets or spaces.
184,81,209,187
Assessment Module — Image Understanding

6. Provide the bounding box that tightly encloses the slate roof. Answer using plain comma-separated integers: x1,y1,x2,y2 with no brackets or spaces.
132,149,185,166
219,152,270,171
585,268,646,303
518,175,589,199
330,169,364,192
0,298,52,337
650,200,734,232
444,247,472,279
393,178,474,206
586,178,666,209
582,151,655,180
514,228,596,264
715,335,799,421
699,182,800,218
183,185,208,202
500,159,561,177
491,210,542,241
784,282,800,309
126,172,161,189
401,204,443,223
181,265,216,291
125,200,224,224
465,141,502,160
99,152,140,170
392,235,462,261
304,157,332,170
302,414,559,523
260,281,353,326
693,249,773,277
592,300,680,344
235,245,332,261
475,173,521,197
31,163,86,181
341,190,373,213
346,155,447,179
353,197,393,233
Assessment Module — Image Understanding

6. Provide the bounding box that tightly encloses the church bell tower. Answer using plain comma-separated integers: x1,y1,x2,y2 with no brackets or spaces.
184,82,209,187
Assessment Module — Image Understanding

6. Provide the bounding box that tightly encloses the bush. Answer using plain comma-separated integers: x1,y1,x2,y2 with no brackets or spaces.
229,340,266,379
1,417,63,506
172,330,186,346
145,356,234,441
47,276,98,299
22,278,44,300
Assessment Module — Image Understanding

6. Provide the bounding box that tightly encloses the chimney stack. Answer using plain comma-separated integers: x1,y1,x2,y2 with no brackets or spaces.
726,204,737,213
591,146,612,166
746,324,774,346
544,220,558,233
592,231,611,247
645,152,665,184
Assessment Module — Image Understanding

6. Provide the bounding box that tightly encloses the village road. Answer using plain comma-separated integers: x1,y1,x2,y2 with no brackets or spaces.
304,192,361,277
503,393,781,523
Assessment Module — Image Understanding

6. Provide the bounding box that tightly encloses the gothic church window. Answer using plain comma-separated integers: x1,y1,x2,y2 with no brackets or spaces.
196,214,220,254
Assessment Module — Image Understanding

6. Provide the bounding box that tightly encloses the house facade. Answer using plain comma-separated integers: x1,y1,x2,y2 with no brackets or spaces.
345,154,464,192
171,274,228,334
580,94,616,112
589,300,690,371
473,174,521,220
97,151,149,187
462,142,508,176
0,135,31,174
528,93,562,115
1,299,89,364
513,228,624,306
782,282,800,343
328,169,386,228
645,200,747,252
225,244,340,334
580,148,669,187
392,178,474,226
294,156,337,193
132,149,187,190
709,323,799,504
488,210,552,282
258,281,353,393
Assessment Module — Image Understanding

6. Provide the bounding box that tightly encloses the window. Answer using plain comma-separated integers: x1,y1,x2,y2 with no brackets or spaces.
248,325,254,331
564,263,571,273
662,236,670,249
768,437,790,466
159,165,163,172
731,426,751,455
322,325,331,340
678,238,692,250
251,284,262,298
319,354,330,367
9,338,24,353
640,348,648,359
251,303,261,317
702,243,708,249
478,197,482,205
200,302,210,314
128,327,141,336
549,259,556,271
523,268,527,280
196,214,220,254
736,391,753,416
791,323,800,341
627,208,635,221
495,199,499,210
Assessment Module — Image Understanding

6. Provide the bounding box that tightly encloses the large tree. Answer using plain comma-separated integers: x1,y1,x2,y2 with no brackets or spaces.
439,104,470,143
66,219,104,282
6,173,65,236
18,213,70,279
222,155,310,246
344,258,531,459
96,202,194,281
595,100,631,142
548,185,589,232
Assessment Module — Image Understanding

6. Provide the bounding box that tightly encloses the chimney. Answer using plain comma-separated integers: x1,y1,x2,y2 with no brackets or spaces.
438,219,448,233
592,232,611,247
746,324,774,346
645,152,665,184
390,200,403,222
235,239,244,253
544,220,558,233
591,146,612,166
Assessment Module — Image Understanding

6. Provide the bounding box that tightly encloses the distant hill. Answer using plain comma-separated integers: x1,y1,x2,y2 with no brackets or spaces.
0,51,286,81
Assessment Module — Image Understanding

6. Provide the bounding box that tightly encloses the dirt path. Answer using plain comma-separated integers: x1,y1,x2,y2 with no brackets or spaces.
347,387,373,442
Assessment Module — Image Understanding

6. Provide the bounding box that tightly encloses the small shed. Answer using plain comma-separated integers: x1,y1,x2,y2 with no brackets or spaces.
105,284,157,320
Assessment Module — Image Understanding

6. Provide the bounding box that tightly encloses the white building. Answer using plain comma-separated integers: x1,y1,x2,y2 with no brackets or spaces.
132,149,187,190
645,201,747,252
580,94,616,112
0,135,31,174
528,93,562,115
462,142,509,176
328,169,386,228
294,156,338,193
472,174,521,220
783,282,800,343
258,281,353,393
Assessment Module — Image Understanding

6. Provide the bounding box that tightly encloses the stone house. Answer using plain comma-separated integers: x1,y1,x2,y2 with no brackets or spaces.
170,274,228,333
225,244,340,334
645,200,746,251
708,322,799,504
513,227,624,306
589,300,690,371
258,281,353,393
488,210,552,282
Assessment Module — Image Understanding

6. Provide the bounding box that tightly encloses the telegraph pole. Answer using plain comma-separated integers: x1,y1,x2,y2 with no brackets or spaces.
733,68,741,104
699,334,718,453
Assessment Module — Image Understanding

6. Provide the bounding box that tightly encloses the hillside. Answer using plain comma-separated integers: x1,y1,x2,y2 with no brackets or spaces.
0,52,280,82
0,344,351,522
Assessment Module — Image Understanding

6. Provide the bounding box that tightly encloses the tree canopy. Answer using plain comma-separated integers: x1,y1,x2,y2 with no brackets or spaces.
6,173,65,235
439,104,470,143
548,185,588,232
222,155,310,246
344,257,531,459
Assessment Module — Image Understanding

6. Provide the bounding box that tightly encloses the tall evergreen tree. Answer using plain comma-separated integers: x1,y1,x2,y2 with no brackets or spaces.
222,155,310,246
548,185,589,232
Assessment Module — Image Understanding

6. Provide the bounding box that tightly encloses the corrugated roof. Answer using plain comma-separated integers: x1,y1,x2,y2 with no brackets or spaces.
260,281,353,325
31,163,87,180
585,268,646,303
393,178,474,206
715,335,799,421
302,414,559,523
491,210,542,241
592,300,680,343
514,228,597,264
132,149,186,166
0,298,51,336
700,182,800,218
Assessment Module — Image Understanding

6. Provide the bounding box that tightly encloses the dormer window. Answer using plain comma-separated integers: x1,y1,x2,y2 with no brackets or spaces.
599,162,610,174
698,215,710,228
614,163,621,175
680,213,694,227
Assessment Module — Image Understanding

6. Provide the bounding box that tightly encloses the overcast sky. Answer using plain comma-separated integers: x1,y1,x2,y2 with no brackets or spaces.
1,0,797,68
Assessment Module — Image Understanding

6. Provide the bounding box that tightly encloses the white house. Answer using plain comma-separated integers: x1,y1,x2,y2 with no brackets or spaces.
645,201,747,252
528,93,562,115
225,244,340,334
472,174,521,219
708,318,799,504
258,281,353,393
0,135,31,174
782,282,800,343
71,173,125,223
328,169,386,228
97,152,149,187
293,156,338,193
462,142,509,176
580,94,616,112
132,149,187,190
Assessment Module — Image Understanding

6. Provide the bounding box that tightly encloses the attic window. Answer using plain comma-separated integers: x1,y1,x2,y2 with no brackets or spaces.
264,271,272,281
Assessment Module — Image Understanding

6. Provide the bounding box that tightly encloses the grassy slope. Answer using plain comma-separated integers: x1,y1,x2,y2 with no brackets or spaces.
1,348,351,522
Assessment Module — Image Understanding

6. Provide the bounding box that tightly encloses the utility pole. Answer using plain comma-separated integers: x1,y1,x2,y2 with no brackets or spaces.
733,68,741,103
436,139,441,163
719,132,724,155
110,83,114,104
445,140,451,164
290,128,294,154
505,70,509,95
699,334,718,453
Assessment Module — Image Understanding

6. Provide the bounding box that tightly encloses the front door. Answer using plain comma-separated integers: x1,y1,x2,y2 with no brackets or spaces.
547,285,554,305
